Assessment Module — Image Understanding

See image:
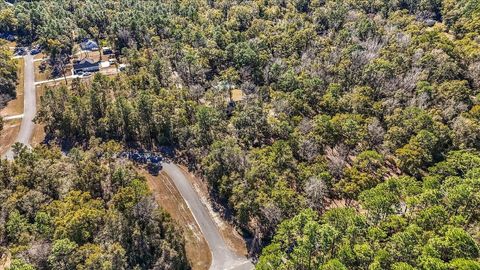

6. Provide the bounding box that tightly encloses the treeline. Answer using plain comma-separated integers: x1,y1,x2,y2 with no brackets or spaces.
0,142,189,270
9,0,480,266
0,43,17,131
0,43,17,110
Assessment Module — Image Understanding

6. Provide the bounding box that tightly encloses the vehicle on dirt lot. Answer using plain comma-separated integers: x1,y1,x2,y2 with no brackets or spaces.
147,162,162,176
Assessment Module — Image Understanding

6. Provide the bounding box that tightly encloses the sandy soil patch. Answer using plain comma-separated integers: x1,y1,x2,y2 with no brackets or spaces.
0,251,11,270
0,120,21,156
231,89,244,102
100,66,119,76
5,41,16,51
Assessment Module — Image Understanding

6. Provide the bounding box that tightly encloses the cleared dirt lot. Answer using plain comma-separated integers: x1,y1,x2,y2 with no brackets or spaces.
0,120,21,156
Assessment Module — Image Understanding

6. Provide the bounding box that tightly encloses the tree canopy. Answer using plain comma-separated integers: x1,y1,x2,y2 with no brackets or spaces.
2,0,480,267
0,143,189,270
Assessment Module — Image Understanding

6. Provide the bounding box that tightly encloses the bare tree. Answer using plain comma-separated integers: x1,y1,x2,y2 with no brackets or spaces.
298,138,320,162
468,61,480,89
367,117,386,147
305,177,328,211
325,144,350,178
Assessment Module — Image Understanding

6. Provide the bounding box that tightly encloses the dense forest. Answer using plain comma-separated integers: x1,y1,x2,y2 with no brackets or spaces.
256,150,480,269
1,0,480,269
0,142,189,270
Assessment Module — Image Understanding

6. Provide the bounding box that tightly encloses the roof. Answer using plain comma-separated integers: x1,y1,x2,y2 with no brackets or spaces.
73,59,99,70
80,40,99,50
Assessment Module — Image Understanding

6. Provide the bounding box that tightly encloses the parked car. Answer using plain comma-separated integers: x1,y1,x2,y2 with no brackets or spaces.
5,35,16,42
147,162,162,176
82,72,92,77
31,48,42,55
14,47,26,56
130,152,140,162
103,47,113,55
149,156,162,164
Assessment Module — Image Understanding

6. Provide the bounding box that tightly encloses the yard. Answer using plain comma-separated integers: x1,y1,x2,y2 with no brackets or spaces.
0,119,21,156
74,49,111,63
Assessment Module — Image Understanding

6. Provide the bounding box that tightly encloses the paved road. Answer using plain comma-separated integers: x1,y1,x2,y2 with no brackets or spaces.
167,70,253,269
2,114,23,121
4,53,35,160
162,163,253,270
34,74,79,86
2,52,254,270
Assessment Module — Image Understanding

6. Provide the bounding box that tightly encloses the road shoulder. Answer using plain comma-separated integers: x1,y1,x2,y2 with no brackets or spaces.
177,165,250,257
143,170,212,270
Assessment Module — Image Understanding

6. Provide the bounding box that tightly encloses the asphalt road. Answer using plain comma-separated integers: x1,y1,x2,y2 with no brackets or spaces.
162,163,254,270
170,69,253,270
3,51,254,270
4,53,35,160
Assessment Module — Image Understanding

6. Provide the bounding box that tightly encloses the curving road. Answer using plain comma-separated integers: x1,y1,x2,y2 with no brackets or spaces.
3,51,254,270
162,163,253,270
4,53,35,160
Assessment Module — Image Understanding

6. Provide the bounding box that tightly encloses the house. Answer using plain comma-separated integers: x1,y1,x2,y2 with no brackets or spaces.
73,59,100,74
80,39,99,51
